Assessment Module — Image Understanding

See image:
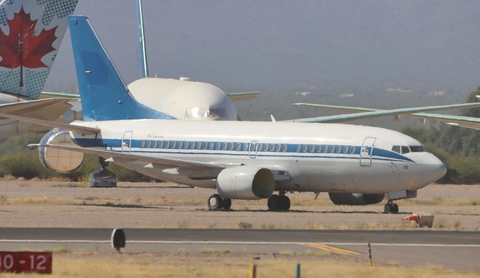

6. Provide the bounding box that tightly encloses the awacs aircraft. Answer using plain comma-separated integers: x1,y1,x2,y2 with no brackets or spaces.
127,0,259,121
7,16,480,214
0,0,79,139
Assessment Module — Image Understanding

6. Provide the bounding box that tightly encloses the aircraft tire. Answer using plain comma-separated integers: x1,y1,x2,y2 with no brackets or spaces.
267,194,280,211
392,203,399,214
279,195,291,211
222,198,232,210
384,203,392,214
208,194,223,210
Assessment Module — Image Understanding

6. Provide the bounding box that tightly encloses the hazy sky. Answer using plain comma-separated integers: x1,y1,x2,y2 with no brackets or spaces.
44,0,480,93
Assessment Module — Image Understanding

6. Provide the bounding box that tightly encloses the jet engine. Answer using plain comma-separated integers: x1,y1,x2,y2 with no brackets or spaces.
216,166,275,199
38,129,84,173
328,193,384,205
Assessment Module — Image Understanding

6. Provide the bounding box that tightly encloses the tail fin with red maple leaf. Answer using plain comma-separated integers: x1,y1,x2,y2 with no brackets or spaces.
0,0,78,99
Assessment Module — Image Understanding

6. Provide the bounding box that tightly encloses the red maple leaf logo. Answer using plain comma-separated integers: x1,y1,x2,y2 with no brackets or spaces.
0,6,58,87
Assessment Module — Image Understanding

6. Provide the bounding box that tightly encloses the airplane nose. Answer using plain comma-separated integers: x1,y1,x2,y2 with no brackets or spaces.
419,153,447,185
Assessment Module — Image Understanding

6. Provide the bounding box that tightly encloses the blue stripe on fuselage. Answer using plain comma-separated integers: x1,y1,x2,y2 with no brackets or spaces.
72,138,415,163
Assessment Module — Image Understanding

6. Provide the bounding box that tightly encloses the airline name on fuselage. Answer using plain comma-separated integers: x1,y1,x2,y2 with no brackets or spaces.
147,132,163,139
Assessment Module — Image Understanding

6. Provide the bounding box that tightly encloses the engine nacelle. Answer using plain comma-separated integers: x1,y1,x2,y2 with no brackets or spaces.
39,129,84,173
216,166,275,200
328,193,384,205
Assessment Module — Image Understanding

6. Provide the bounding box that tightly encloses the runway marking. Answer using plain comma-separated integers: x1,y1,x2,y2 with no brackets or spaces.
299,243,360,255
1,240,480,248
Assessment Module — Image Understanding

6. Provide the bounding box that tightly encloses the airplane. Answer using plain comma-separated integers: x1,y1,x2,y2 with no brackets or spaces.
292,102,480,128
127,0,260,121
7,15,480,214
4,16,480,213
0,0,79,139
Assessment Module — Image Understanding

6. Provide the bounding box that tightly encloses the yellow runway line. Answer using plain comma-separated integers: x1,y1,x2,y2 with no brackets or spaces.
299,243,360,255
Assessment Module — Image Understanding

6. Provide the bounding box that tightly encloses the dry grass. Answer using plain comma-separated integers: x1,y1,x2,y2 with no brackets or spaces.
0,253,476,278
0,196,71,205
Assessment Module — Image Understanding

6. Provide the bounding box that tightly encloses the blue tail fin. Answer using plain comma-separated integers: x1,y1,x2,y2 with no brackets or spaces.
68,15,174,121
0,0,79,98
136,0,149,78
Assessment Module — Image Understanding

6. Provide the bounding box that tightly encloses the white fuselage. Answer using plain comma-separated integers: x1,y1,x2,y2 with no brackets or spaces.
69,119,446,195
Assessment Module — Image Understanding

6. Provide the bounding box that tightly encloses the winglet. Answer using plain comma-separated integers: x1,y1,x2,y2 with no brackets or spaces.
136,0,149,78
270,115,276,122
68,15,174,121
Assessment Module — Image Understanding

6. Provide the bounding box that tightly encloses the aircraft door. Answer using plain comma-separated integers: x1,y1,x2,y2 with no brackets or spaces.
122,131,134,152
248,140,258,159
360,137,376,167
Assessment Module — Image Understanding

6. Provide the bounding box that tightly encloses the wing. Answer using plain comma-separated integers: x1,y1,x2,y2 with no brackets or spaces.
40,91,80,99
0,98,99,134
29,143,226,170
227,91,261,102
290,102,480,123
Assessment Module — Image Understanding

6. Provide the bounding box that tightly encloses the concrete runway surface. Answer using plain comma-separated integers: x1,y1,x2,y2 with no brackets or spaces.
0,228,479,272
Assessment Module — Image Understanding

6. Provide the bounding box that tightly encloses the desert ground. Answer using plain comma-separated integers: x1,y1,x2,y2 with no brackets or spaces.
0,180,478,230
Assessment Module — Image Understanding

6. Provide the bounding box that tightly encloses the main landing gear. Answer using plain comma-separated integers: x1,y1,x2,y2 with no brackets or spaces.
384,201,399,214
268,192,291,211
207,194,232,211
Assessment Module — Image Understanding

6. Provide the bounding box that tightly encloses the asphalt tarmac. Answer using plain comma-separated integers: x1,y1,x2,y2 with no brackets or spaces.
1,228,479,272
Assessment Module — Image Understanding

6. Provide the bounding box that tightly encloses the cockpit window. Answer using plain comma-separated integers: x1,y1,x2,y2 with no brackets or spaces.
410,145,428,152
392,145,401,153
401,146,410,154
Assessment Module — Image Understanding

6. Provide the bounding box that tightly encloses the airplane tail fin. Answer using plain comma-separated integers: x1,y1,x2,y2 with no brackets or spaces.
68,15,175,121
136,0,149,78
0,0,79,99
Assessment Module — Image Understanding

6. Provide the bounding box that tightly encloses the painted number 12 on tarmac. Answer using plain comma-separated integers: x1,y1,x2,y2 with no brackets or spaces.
0,252,52,274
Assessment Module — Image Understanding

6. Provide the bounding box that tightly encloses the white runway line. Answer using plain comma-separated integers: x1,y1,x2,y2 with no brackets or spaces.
1,240,479,248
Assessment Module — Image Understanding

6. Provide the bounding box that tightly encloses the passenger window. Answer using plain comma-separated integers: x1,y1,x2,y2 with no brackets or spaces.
302,145,307,152
270,144,275,151
209,142,214,149
336,146,342,153
296,145,301,152
152,141,157,148
236,143,241,151
310,145,315,152
343,146,348,153
401,146,410,154
178,141,182,149
243,143,249,151
282,145,287,152
323,145,328,153
329,146,335,153
146,141,151,148
216,142,221,150
392,146,401,153
165,141,170,148
350,146,355,154
258,144,263,151
229,143,234,150
222,143,227,150
183,142,189,149
158,141,163,148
